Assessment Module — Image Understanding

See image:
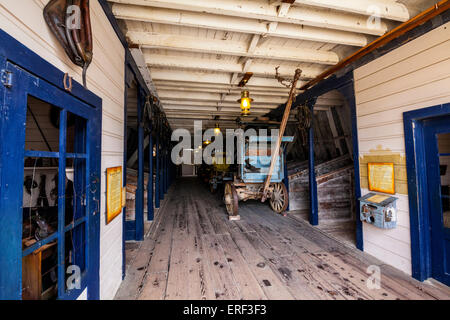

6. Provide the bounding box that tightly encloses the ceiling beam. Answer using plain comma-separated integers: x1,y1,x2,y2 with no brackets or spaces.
155,86,290,98
247,34,261,53
159,95,343,107
160,99,281,107
128,32,340,65
158,90,288,105
165,110,269,116
278,2,293,17
149,68,306,88
293,0,410,22
153,80,292,93
144,53,323,79
113,10,367,47
230,73,239,85
164,110,269,115
130,95,343,108
129,48,158,97
110,0,389,35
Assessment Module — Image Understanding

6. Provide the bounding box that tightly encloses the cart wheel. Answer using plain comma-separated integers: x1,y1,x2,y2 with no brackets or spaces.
270,183,289,213
224,183,239,218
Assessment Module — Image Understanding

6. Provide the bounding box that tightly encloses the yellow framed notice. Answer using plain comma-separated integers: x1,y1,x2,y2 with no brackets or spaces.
106,166,123,224
368,162,395,195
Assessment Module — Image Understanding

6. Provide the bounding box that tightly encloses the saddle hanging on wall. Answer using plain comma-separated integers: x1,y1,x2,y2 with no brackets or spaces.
43,0,93,88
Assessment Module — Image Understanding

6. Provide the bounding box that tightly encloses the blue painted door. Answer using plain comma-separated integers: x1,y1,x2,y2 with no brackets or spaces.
0,62,101,299
424,116,450,286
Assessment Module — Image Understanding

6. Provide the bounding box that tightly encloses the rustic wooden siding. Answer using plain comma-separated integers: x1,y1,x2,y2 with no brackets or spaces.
354,22,450,275
289,155,354,221
0,0,125,299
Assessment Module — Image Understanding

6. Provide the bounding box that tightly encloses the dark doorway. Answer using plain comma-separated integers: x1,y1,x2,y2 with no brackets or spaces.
424,116,450,286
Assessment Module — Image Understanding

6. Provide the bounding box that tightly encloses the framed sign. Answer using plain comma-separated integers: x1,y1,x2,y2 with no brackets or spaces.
368,162,395,194
106,166,123,224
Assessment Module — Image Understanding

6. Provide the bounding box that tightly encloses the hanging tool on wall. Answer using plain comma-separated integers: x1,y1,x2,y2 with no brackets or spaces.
43,0,93,88
261,68,302,202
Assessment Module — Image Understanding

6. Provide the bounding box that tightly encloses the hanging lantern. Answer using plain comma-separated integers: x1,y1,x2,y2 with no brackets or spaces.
214,123,221,135
237,90,253,116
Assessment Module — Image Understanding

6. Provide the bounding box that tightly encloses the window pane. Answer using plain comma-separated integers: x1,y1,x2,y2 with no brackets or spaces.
66,111,86,154
65,222,86,291
65,158,87,226
25,96,59,152
22,158,59,248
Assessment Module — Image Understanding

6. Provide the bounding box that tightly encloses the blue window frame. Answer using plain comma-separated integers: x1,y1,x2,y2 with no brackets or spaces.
0,30,102,300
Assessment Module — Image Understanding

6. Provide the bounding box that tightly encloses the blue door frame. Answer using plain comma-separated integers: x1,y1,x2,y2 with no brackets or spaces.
424,116,450,286
0,30,102,300
404,103,450,283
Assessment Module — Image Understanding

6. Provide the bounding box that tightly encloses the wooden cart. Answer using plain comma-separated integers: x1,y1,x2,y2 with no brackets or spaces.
224,136,293,220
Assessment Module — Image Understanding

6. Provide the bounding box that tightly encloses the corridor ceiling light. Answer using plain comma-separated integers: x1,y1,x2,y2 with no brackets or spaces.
214,123,221,135
238,90,253,117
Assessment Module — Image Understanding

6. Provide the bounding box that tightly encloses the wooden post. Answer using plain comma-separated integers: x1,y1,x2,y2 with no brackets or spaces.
261,69,302,202
308,99,319,226
160,143,165,200
136,89,145,241
155,133,160,209
283,147,290,212
147,132,154,221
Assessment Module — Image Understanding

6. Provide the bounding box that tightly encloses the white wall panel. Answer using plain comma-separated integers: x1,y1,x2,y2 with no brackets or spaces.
354,22,450,275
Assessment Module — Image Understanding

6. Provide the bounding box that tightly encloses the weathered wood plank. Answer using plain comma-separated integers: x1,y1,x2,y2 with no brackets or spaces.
145,198,179,274
206,205,232,235
138,272,168,300
114,236,157,300
263,254,324,300
315,252,401,300
217,234,267,300
165,201,191,300
229,230,295,300
200,234,241,300
195,200,217,235
185,193,216,300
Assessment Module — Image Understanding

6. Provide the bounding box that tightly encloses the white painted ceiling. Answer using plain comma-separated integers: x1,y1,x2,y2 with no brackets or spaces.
108,0,438,131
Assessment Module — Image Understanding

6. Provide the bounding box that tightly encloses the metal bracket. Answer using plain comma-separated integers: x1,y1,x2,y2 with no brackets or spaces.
1,70,13,88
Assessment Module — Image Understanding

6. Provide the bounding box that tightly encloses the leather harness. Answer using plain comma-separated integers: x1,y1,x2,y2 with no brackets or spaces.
43,0,93,88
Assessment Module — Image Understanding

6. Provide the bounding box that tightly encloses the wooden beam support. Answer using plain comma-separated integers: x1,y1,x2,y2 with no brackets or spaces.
149,68,306,89
110,0,390,35
307,99,319,225
147,134,154,221
129,31,340,65
144,53,323,79
293,0,410,21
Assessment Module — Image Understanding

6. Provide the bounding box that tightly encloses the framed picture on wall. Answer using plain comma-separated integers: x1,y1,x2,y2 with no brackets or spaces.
106,166,123,224
368,162,395,195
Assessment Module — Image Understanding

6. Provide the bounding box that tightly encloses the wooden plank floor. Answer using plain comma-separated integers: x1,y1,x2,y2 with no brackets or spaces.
115,178,450,300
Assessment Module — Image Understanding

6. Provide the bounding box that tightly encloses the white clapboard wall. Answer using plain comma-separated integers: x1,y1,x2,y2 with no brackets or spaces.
354,22,450,275
0,0,125,299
